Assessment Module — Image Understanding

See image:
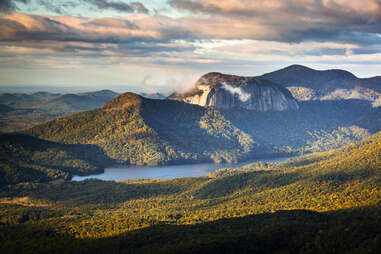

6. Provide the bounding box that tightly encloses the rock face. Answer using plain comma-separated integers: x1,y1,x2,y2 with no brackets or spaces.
169,72,299,111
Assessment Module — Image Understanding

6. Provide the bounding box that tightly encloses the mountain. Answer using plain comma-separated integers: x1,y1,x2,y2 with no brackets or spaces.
262,65,381,104
25,93,263,166
0,92,61,106
20,91,381,171
44,89,120,112
0,90,120,132
140,92,166,99
169,72,299,111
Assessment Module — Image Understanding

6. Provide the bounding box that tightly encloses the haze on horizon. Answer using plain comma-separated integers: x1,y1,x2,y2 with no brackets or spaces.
0,0,381,94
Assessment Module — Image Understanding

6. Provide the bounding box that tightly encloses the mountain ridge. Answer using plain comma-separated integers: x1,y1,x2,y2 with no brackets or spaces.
262,64,381,103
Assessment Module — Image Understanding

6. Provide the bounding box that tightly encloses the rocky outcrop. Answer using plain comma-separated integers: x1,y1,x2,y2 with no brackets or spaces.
168,72,299,111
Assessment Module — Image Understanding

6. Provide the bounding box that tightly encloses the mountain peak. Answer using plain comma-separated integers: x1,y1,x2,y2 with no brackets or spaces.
283,64,314,71
198,72,251,87
169,72,299,111
102,92,144,110
266,64,357,79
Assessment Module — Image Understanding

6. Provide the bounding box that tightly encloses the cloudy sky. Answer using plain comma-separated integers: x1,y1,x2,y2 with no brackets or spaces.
1,0,381,93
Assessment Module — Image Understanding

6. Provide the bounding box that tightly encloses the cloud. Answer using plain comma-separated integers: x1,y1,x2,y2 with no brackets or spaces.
0,0,29,13
0,1,381,82
221,82,251,102
170,0,381,22
1,0,149,15
0,13,174,42
2,3,381,46
87,0,148,14
170,0,381,43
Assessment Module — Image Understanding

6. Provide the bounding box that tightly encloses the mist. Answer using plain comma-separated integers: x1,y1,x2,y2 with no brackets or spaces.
221,82,251,102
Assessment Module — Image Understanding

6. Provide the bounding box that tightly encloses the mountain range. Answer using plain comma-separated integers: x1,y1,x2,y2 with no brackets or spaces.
0,64,380,184
1,64,381,253
262,65,381,105
0,90,166,133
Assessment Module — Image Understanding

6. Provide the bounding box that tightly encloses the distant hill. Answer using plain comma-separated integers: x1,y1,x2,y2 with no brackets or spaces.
262,65,381,104
0,90,120,132
0,92,61,106
45,89,120,112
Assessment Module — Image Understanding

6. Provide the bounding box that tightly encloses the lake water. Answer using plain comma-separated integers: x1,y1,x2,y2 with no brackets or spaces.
72,157,289,181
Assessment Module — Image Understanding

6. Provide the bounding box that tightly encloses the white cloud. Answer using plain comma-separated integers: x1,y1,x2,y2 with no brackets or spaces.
221,82,251,102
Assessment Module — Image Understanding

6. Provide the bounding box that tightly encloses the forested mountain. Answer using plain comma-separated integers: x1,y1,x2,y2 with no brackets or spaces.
25,93,263,167
19,91,380,171
0,130,380,253
262,65,381,104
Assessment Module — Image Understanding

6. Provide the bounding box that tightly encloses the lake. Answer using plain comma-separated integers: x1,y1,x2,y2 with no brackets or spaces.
72,157,289,181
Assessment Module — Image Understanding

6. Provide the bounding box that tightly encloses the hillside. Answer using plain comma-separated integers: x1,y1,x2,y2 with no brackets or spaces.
25,93,262,166
0,131,380,253
0,134,112,185
262,65,381,104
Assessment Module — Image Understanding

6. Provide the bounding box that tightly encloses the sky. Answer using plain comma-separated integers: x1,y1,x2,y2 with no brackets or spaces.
0,0,381,94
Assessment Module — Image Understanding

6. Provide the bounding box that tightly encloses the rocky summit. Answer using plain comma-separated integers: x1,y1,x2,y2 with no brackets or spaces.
168,72,299,111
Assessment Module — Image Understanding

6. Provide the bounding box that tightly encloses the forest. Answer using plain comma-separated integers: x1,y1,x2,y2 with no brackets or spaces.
0,131,380,253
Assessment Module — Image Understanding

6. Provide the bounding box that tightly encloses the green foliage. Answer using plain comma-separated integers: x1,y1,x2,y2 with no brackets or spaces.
23,95,381,169
25,96,267,166
0,132,380,253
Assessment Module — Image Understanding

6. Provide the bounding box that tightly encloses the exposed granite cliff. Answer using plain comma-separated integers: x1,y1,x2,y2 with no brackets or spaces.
168,72,299,111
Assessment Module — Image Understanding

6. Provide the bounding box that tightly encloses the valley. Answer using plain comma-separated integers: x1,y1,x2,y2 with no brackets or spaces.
0,130,380,253
0,65,380,253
